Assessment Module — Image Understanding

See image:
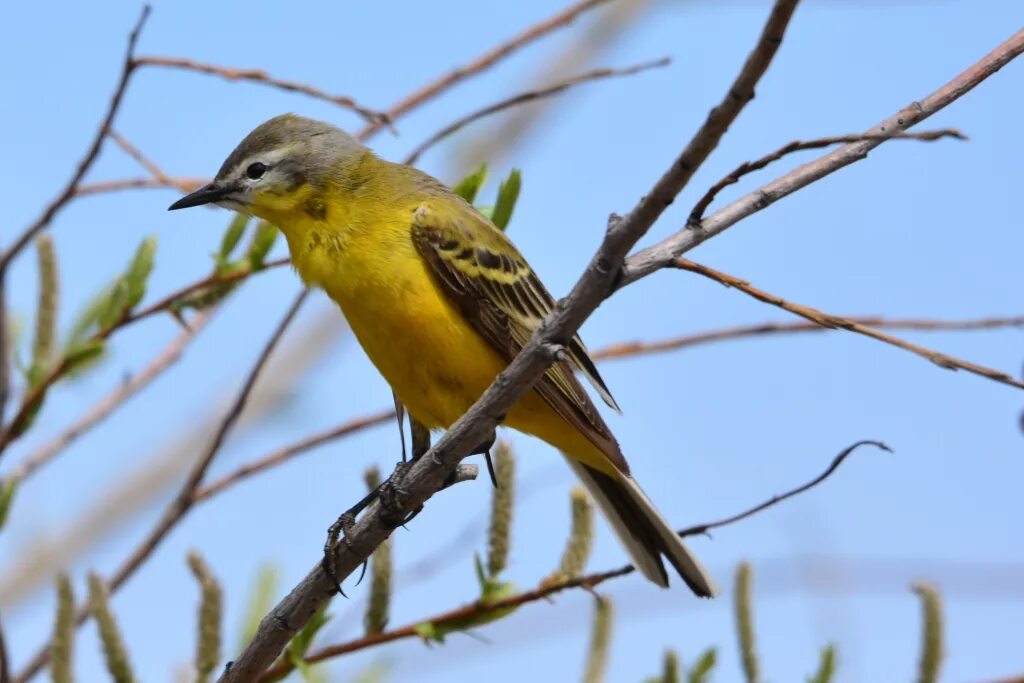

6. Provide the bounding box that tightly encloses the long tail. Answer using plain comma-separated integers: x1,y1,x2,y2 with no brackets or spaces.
567,460,717,597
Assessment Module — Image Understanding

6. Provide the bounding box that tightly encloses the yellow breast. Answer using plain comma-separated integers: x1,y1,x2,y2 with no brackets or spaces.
271,187,507,429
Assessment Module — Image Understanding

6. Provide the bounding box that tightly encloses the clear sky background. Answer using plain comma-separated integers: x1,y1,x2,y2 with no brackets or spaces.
2,1,1023,681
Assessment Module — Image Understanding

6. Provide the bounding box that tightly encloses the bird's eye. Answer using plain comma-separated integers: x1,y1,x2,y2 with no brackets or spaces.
246,162,267,180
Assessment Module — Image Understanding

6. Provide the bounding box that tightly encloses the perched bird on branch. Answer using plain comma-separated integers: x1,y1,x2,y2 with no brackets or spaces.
169,113,716,596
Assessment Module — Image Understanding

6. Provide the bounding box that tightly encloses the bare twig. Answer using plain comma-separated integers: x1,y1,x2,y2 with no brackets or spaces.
687,129,966,225
75,176,205,197
124,257,289,327
10,294,306,683
0,6,151,277
591,315,1024,362
108,293,306,590
677,440,890,537
191,409,395,503
675,258,1024,390
221,3,801,679
621,29,1024,286
403,58,670,164
9,311,216,482
356,0,614,139
107,129,177,185
133,56,389,127
457,0,655,168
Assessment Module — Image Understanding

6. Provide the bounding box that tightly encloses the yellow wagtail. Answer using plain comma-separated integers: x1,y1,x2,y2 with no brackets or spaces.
170,114,716,596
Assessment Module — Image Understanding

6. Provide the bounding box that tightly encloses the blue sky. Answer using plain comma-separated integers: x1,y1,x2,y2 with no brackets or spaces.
2,1,1023,681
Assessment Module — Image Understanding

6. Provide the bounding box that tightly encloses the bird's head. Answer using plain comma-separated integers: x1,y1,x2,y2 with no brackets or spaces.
168,114,365,221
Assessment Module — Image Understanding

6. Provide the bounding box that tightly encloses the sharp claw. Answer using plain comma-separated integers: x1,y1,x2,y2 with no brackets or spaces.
483,449,497,488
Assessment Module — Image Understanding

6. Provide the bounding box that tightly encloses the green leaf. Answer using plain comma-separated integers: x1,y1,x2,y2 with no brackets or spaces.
238,564,278,651
218,213,250,261
807,644,836,683
246,221,279,269
94,236,157,331
64,339,107,378
123,236,157,311
0,477,18,531
491,169,521,231
413,622,440,643
452,163,488,203
687,648,717,683
286,602,331,681
66,285,113,349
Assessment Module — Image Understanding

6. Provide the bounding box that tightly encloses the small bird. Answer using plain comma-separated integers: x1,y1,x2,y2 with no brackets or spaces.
169,114,716,596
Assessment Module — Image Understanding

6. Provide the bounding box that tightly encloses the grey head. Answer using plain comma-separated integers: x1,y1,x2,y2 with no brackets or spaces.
168,114,366,212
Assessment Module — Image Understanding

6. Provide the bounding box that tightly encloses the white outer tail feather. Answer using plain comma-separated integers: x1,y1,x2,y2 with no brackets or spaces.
567,459,718,597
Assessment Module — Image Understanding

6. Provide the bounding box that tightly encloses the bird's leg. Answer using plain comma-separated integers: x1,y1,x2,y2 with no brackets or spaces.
322,484,385,595
411,417,431,460
396,417,433,526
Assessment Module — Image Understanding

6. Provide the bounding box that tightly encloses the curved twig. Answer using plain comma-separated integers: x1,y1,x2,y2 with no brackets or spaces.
687,129,966,226
133,56,389,127
404,58,669,165
675,258,1024,390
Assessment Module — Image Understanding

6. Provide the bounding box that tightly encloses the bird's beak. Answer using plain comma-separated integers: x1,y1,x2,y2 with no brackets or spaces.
167,182,233,211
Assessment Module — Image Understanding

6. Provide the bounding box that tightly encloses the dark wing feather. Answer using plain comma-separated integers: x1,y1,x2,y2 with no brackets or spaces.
411,203,628,474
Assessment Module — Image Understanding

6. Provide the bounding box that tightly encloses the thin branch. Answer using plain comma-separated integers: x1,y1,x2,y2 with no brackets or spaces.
675,258,1024,390
9,311,216,482
403,58,670,165
262,438,879,679
0,6,151,277
107,129,176,185
677,440,890,537
133,56,389,127
687,129,966,226
591,315,1024,362
356,0,615,139
74,176,205,197
124,257,290,327
221,3,801,679
10,293,306,683
621,28,1024,286
258,564,635,681
191,409,395,503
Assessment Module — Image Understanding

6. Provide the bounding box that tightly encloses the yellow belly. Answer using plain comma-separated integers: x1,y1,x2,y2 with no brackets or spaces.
281,207,612,474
